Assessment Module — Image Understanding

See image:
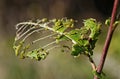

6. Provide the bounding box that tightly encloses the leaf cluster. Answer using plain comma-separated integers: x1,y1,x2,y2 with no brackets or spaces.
13,18,101,60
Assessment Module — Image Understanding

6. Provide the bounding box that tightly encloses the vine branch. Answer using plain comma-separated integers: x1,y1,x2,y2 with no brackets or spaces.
94,0,119,79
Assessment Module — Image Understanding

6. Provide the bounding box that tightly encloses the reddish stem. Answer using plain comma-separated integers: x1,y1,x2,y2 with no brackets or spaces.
94,0,119,79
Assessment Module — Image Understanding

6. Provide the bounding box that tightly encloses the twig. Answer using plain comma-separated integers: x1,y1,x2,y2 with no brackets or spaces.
94,0,119,79
86,54,97,71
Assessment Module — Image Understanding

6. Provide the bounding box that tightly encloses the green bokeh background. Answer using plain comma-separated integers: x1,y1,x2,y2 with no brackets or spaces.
0,0,120,79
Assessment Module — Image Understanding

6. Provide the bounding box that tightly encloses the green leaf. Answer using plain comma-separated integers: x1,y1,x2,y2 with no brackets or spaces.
71,44,85,56
105,18,111,26
26,48,48,61
53,18,74,33
13,41,24,56
83,18,101,39
55,34,69,43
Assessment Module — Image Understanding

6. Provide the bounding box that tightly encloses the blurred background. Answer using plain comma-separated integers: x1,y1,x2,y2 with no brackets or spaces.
0,0,120,79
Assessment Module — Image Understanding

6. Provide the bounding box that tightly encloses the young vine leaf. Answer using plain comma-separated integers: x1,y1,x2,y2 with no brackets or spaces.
13,18,101,61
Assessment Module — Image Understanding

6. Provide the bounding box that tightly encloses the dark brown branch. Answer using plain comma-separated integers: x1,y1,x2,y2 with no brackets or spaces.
94,0,119,79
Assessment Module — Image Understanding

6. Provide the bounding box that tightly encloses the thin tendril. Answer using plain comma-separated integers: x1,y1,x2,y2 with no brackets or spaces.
42,41,56,48
17,26,40,40
32,33,57,44
46,45,60,51
16,22,38,26
23,28,44,41
16,24,28,33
